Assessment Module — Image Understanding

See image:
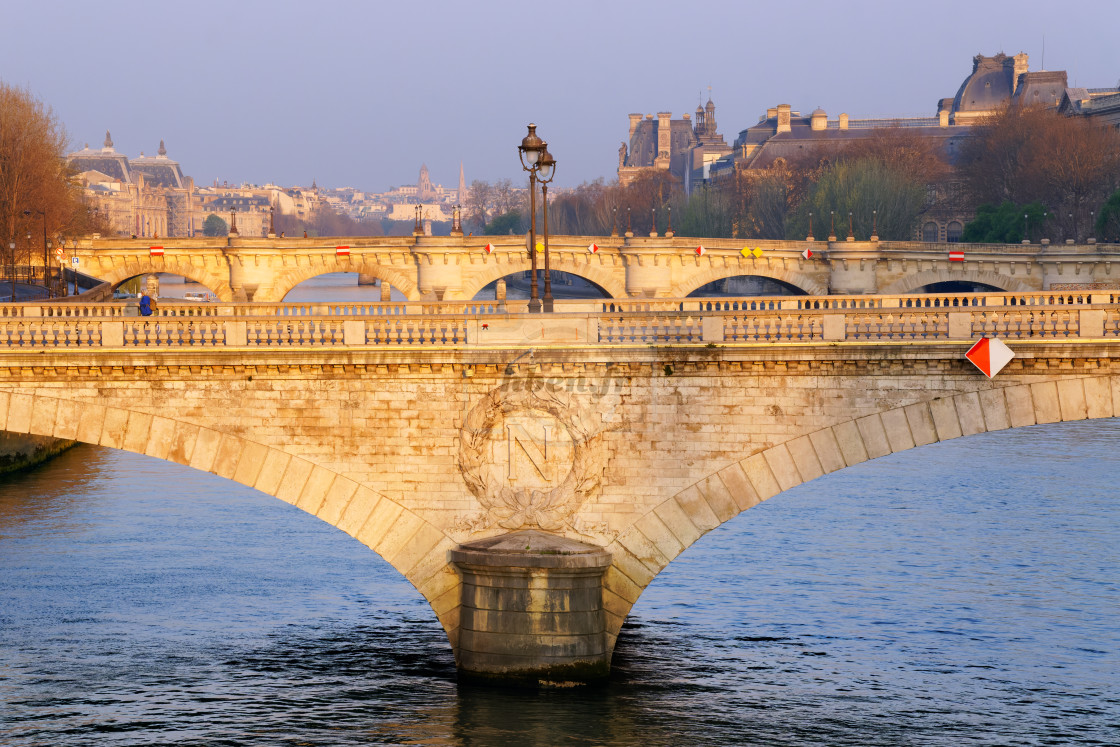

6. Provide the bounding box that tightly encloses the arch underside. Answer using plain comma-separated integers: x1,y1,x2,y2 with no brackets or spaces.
674,266,824,297
0,389,460,647
598,374,1118,652
95,262,235,302
458,258,627,300
879,268,1031,295
266,261,421,302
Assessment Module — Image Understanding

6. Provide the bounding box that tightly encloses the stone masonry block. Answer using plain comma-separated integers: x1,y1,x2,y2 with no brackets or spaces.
633,511,685,563
740,452,782,500
1083,377,1113,420
1056,379,1087,421
121,412,153,454
929,397,963,441
99,407,130,449
716,462,761,511
653,497,702,549
606,541,657,588
374,510,426,564
903,403,938,447
253,448,292,495
604,566,642,605
696,473,738,523
762,444,802,491
337,486,382,537
807,428,846,474
1030,381,1061,424
6,393,34,434
879,408,915,453
1004,385,1037,428
274,457,314,504
357,500,406,551
855,414,891,459
674,485,721,533
53,399,83,442
785,435,824,483
316,476,359,525
390,523,446,579
29,396,59,438
953,392,985,436
615,527,670,575
231,441,270,487
295,465,336,513
143,416,179,461
188,428,223,472
977,389,1010,432
407,538,458,592
831,420,869,467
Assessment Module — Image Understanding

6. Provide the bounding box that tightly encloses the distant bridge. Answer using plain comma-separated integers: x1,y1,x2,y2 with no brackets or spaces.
3,292,1119,682
64,234,1120,302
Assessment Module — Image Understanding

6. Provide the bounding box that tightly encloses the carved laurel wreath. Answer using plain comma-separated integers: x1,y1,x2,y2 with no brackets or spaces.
458,381,606,531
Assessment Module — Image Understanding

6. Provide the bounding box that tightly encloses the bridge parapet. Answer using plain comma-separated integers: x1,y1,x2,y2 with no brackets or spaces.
2,293,1117,349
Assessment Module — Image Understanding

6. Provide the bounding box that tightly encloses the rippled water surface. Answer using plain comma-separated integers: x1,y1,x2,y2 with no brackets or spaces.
2,421,1119,746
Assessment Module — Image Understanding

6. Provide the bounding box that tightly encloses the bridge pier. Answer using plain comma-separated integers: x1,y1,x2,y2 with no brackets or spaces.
450,530,613,685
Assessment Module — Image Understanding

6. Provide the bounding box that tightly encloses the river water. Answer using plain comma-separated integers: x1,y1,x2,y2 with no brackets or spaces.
2,275,1119,745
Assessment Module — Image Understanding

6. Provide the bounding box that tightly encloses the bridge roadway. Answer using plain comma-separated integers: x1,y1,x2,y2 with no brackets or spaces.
3,292,1120,683
65,234,1120,302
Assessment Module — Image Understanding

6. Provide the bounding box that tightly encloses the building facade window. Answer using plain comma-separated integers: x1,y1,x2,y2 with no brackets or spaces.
947,221,964,242
922,221,940,242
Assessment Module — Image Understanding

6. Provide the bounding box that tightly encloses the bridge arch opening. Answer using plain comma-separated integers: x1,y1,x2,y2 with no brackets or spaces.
687,275,809,298
472,270,612,301
282,272,409,302
909,280,1007,294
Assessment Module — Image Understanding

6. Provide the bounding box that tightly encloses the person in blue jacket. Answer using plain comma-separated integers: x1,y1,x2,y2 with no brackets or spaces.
139,294,157,316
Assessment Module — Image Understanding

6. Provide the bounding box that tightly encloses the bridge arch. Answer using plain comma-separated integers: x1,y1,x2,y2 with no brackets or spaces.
266,261,421,303
598,374,1117,647
96,261,234,302
0,390,460,647
878,268,1032,295
673,267,824,297
459,259,627,301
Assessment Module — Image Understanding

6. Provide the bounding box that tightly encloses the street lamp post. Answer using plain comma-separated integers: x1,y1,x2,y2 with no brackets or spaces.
537,143,557,312
518,123,544,313
229,206,238,236
23,209,50,297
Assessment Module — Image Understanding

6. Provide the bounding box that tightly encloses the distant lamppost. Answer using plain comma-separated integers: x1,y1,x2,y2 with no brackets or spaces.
847,211,854,241
625,207,633,238
871,209,878,242
537,143,557,312
807,212,814,241
413,204,424,236
666,204,674,238
611,206,618,237
7,240,14,300
268,205,275,237
229,206,239,236
1024,213,1029,244
23,208,50,297
517,123,545,313
828,210,836,242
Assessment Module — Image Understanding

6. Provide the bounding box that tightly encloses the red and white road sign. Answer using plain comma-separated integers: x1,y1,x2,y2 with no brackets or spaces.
695,245,706,256
335,245,350,256
802,247,814,260
949,250,965,262
55,247,64,262
483,243,495,254
588,243,599,254
966,337,1014,378
149,246,164,256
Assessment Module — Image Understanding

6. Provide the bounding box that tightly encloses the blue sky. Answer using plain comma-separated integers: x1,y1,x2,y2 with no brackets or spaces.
2,0,1116,192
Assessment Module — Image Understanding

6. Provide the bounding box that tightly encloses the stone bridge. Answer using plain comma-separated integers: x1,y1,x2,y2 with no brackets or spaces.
66,234,1120,303
3,294,1120,683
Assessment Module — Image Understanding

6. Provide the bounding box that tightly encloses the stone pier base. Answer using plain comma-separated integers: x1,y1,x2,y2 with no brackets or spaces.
357,273,377,286
450,530,613,685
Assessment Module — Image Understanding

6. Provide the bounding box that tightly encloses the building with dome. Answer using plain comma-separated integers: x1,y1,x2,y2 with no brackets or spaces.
67,133,199,237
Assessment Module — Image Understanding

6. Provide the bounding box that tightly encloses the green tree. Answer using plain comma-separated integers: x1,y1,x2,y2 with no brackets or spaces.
963,201,1047,243
202,214,228,237
1096,190,1120,242
675,184,733,238
790,159,925,240
483,211,526,235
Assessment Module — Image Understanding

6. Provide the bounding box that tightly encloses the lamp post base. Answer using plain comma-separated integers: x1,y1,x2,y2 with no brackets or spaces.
528,298,542,313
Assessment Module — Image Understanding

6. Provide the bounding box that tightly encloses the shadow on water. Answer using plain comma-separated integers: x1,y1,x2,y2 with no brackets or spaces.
1,423,1119,745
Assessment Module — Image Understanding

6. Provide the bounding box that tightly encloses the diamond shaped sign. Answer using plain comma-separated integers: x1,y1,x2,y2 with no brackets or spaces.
965,337,1014,378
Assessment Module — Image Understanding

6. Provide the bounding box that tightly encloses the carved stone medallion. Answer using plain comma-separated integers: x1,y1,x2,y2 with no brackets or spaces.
458,381,607,532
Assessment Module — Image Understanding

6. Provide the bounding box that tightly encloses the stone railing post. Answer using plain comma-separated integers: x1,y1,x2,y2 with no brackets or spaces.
101,321,125,347
224,321,247,346
947,311,971,339
343,319,366,345
701,316,724,343
822,314,846,341
1079,309,1105,338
